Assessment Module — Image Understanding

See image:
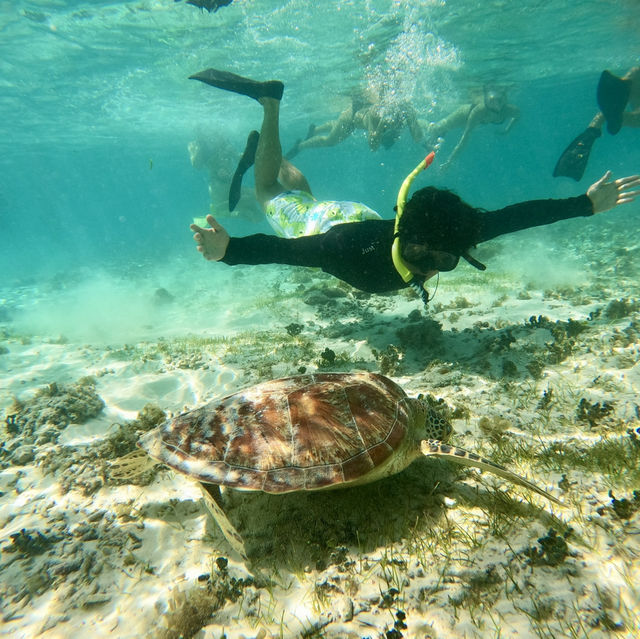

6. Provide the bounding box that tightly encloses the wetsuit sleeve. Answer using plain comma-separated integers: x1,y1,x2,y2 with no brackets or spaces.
478,194,593,243
221,220,405,294
222,233,326,268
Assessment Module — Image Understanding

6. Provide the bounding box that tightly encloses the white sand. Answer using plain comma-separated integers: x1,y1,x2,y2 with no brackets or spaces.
1,235,639,638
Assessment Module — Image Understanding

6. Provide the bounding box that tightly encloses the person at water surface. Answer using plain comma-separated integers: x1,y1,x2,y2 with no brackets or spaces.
188,68,640,301
426,85,520,171
285,85,426,159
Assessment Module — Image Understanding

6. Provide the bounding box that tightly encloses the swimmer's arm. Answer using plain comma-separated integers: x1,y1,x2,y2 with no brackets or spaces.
587,171,640,214
500,104,520,134
477,172,639,242
442,105,483,168
191,215,327,267
190,215,229,261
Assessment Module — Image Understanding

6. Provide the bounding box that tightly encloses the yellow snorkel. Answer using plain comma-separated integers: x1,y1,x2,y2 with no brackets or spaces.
391,151,436,283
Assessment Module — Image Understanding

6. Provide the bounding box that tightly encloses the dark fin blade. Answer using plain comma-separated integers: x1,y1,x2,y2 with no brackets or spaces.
189,68,284,101
552,126,601,181
229,130,259,212
597,70,631,135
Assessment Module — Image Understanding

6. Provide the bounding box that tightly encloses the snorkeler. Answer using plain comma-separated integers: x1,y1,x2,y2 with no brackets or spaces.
425,85,520,170
188,68,640,304
285,86,426,159
187,131,263,222
553,67,640,182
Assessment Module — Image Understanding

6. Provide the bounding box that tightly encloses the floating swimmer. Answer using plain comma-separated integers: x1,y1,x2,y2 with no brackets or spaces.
554,67,640,181
188,67,639,306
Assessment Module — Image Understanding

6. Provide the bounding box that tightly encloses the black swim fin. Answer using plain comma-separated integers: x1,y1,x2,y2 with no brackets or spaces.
552,126,601,181
184,0,233,13
284,123,316,159
189,68,284,101
229,130,259,212
597,70,631,135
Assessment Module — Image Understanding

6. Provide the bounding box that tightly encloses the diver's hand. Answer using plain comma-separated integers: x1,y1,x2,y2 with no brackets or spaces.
190,215,230,261
587,171,640,214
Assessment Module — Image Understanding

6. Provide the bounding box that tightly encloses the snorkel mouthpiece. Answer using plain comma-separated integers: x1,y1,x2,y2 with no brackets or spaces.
391,152,436,286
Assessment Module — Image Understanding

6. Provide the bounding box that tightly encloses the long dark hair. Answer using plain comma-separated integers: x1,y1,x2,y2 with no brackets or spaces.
397,187,481,265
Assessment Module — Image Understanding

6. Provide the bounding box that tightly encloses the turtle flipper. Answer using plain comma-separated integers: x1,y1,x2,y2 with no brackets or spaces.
420,439,561,506
198,482,249,562
109,449,158,480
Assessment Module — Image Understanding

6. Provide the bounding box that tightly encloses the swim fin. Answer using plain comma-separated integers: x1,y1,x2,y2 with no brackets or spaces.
552,126,601,181
597,70,631,135
189,68,284,101
229,130,259,212
284,124,316,160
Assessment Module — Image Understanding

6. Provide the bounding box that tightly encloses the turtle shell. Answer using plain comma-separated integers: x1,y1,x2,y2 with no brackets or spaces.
139,371,412,494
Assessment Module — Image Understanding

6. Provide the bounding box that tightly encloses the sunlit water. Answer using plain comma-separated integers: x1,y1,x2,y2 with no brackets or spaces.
1,3,640,637
0,0,638,352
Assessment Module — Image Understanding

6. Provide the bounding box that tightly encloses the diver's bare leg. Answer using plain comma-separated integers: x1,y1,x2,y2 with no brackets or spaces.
255,98,312,208
279,159,311,193
255,98,285,209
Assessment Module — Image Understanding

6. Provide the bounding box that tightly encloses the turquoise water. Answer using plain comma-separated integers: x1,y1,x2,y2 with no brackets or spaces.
0,0,637,283
2,3,640,637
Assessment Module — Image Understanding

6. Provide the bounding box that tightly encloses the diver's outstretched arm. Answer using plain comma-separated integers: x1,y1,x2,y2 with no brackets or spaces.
190,215,230,261
587,171,640,214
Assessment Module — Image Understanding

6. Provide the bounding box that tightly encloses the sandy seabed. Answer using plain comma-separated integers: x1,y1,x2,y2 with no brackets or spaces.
1,221,639,639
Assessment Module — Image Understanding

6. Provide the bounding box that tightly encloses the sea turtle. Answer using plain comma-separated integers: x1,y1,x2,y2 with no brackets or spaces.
111,371,560,560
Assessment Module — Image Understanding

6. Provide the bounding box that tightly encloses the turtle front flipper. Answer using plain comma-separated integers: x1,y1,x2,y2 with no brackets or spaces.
198,482,249,562
420,439,561,506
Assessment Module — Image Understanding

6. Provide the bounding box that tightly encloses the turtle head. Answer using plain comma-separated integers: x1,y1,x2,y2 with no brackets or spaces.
408,395,453,442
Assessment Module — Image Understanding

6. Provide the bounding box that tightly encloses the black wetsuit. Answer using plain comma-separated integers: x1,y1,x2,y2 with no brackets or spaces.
222,195,593,294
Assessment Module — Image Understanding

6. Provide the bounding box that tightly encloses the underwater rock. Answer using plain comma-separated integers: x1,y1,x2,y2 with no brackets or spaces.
153,287,175,306
576,397,615,429
603,490,640,520
3,528,61,557
524,528,571,567
7,377,104,441
10,444,35,465
285,322,304,336
604,298,638,320
372,344,402,376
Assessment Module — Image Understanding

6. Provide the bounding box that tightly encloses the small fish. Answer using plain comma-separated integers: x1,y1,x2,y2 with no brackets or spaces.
149,159,153,170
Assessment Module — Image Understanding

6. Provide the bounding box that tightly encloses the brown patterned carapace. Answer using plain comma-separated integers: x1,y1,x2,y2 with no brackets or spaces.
139,372,422,494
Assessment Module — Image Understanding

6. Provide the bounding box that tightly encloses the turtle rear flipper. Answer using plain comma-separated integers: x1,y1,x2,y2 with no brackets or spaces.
198,482,248,562
109,449,158,480
420,439,561,506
